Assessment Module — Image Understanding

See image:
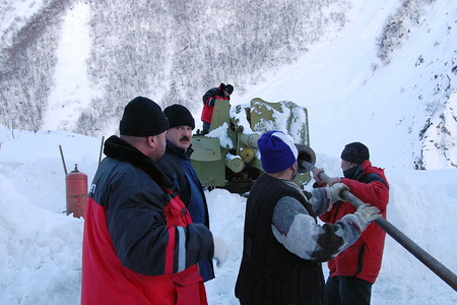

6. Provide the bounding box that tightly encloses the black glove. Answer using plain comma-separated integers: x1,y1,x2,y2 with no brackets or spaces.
208,97,215,107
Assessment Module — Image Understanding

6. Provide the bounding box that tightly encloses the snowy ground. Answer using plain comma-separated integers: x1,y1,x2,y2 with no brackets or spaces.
2,0,457,303
1,129,457,304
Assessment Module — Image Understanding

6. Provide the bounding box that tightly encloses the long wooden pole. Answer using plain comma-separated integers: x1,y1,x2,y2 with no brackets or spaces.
300,160,457,292
98,136,105,167
59,145,67,175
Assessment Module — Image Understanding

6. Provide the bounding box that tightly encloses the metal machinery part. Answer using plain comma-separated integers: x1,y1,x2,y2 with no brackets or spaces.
191,98,316,194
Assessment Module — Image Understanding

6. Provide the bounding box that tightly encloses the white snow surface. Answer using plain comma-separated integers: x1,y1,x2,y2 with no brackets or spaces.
1,130,457,305
2,0,457,304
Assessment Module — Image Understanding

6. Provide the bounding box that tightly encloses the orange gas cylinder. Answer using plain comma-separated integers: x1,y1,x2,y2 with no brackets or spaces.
66,164,88,218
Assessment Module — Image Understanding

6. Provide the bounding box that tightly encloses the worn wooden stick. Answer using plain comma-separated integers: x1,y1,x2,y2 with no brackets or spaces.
59,145,67,175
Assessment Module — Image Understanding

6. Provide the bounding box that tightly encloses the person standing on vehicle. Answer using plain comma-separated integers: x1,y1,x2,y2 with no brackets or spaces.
313,142,389,305
81,96,227,305
161,104,215,282
201,82,234,133
235,131,382,305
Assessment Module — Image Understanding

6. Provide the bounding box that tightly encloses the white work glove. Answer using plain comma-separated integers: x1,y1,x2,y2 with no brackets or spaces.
327,183,349,204
312,168,326,186
213,235,228,268
353,204,381,231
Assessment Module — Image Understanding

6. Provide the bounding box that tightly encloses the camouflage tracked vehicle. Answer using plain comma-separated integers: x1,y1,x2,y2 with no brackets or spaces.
191,98,316,193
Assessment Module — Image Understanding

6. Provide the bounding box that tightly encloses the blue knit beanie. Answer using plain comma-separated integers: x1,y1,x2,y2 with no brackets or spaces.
258,131,298,173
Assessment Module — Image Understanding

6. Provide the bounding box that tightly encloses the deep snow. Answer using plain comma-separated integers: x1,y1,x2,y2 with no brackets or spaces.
1,129,457,304
1,0,457,304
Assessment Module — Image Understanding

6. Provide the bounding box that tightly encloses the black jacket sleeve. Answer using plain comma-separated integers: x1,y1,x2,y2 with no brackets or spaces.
105,168,213,276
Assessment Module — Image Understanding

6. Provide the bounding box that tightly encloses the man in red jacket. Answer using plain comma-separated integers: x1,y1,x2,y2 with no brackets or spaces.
313,142,389,305
81,96,227,305
200,83,234,133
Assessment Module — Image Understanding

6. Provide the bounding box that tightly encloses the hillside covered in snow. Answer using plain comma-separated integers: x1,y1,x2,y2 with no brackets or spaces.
1,0,457,169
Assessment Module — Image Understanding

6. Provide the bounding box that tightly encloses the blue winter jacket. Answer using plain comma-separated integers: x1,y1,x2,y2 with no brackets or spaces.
161,140,215,282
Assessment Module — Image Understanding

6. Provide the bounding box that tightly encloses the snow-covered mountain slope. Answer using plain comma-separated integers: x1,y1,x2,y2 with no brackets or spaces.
235,0,457,170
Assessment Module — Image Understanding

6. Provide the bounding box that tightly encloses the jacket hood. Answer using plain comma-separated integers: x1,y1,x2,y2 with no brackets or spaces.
104,135,177,194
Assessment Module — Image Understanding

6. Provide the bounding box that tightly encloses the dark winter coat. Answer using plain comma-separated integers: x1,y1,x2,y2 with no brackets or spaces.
235,174,327,305
81,136,213,305
160,141,215,282
320,160,389,284
201,84,230,124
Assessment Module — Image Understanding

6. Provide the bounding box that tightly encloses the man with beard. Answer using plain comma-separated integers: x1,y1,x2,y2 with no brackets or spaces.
235,131,382,305
161,104,216,282
313,142,389,305
81,97,227,305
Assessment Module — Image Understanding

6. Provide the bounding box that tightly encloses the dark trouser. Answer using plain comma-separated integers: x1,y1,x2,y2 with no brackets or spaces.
326,276,372,305
202,121,210,133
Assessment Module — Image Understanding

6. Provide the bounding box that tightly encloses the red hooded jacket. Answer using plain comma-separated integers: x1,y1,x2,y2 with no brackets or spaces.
319,160,389,284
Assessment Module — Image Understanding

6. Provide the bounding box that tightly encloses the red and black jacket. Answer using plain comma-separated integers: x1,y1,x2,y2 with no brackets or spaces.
201,84,230,124
319,160,389,284
81,136,213,304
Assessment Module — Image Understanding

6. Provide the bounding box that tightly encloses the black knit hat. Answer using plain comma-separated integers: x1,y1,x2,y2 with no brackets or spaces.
220,83,234,95
341,142,370,164
225,84,234,94
119,96,169,136
163,104,195,130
